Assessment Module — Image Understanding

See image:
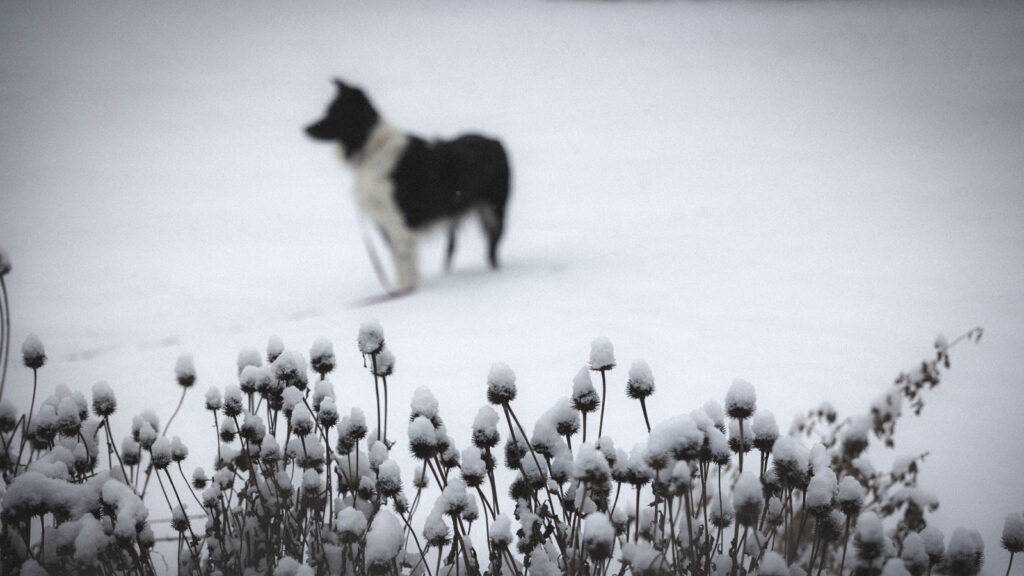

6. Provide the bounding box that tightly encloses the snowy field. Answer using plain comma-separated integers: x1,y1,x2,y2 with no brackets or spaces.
2,0,1023,573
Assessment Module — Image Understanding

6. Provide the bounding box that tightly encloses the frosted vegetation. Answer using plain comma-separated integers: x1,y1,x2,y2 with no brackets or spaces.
0,257,1020,575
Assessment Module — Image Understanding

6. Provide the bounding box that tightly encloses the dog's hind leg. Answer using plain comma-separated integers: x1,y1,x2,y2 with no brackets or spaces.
444,222,458,273
478,205,504,269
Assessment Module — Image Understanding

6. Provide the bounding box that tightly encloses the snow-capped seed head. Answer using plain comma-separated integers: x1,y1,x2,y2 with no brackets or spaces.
121,437,141,466
0,249,10,276
219,417,237,443
364,510,403,574
22,334,46,369
573,442,611,484
486,362,517,405
772,437,809,487
424,509,451,547
238,364,262,395
439,477,469,516
0,400,17,432
901,533,929,575
236,346,262,377
504,435,526,470
309,336,336,376
374,347,395,377
854,512,888,562
728,419,753,454
838,476,865,516
346,407,367,441
589,337,615,371
626,443,654,486
733,473,764,527
710,492,734,529
336,508,368,543
584,512,615,560
806,469,838,517
357,320,385,355
272,350,309,391
204,386,222,411
91,381,117,417
725,378,756,419
174,354,196,388
882,558,911,576
489,514,513,548
625,359,655,400
192,467,208,490
571,366,600,413
549,396,580,437
461,446,487,487
374,457,401,498
646,415,703,468
1003,512,1024,553
752,410,778,452
920,526,945,564
312,380,335,410
318,397,339,428
150,437,172,469
266,335,284,363
410,386,440,421
408,416,437,460
222,384,243,418
946,527,984,576
260,435,281,463
291,404,315,437
56,396,81,437
170,436,189,462
471,405,500,449
759,552,789,576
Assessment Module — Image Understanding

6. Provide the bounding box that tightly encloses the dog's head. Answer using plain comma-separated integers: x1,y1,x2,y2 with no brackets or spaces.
305,78,380,159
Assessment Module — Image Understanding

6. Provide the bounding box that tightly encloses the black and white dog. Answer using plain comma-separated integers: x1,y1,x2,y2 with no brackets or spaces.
306,79,511,293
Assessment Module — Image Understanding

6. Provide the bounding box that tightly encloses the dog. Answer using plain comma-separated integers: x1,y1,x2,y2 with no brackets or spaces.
306,79,511,293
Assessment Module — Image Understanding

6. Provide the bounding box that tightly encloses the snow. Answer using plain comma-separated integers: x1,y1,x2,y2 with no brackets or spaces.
2,1,1023,572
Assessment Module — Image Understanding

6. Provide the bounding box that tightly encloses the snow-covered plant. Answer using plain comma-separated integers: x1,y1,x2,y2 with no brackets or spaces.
0,301,1011,576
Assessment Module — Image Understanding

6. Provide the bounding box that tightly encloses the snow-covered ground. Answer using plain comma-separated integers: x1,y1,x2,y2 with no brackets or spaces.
2,1,1023,573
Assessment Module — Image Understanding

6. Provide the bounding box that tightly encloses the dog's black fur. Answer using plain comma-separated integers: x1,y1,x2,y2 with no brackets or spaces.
306,79,511,289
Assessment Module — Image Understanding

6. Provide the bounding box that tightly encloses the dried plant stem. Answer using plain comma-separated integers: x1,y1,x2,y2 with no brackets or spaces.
639,397,651,433
597,369,608,438
838,514,851,576
162,387,188,437
16,367,39,468
0,277,10,401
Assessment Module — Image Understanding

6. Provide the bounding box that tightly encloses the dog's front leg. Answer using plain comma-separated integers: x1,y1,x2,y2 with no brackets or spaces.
386,227,419,292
